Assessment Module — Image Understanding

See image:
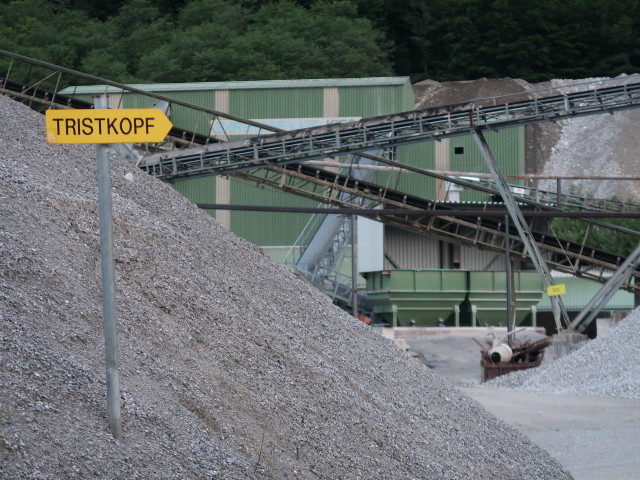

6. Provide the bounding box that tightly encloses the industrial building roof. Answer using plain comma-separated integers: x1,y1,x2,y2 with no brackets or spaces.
61,77,410,94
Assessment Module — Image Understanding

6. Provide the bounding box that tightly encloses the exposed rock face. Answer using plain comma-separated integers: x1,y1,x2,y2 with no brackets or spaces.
0,94,573,478
413,75,640,201
413,77,536,109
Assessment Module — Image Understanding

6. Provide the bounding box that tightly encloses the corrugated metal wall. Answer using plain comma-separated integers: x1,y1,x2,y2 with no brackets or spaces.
117,80,411,247
459,245,504,271
221,80,414,246
384,227,442,269
230,177,317,246
383,226,509,271
449,128,525,202
229,88,324,118
537,276,634,311
339,86,405,117
64,80,528,269
156,90,217,135
172,176,216,204
379,143,437,200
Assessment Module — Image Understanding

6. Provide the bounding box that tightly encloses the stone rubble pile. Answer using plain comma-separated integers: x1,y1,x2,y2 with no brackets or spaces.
488,311,640,399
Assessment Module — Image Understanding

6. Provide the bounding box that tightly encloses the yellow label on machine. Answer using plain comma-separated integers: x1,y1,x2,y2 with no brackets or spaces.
547,284,566,296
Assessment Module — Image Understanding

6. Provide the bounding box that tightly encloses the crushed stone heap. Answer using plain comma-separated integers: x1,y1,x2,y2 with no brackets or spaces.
414,75,640,201
487,310,640,400
0,94,572,479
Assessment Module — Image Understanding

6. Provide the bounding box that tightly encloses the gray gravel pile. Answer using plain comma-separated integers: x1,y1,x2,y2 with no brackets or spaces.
487,311,640,399
415,75,640,202
0,94,572,479
541,75,640,200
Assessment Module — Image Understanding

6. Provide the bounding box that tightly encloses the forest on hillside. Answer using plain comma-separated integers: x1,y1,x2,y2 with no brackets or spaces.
1,0,640,83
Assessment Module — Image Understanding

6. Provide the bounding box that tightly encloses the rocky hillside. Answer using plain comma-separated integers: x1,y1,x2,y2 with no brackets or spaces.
0,94,573,478
414,75,640,200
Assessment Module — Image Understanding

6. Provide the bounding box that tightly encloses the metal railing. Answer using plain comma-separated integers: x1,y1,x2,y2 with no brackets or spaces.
0,49,281,147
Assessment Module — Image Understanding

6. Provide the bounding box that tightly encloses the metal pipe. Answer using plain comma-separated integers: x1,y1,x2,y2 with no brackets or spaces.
94,95,122,441
505,215,514,345
351,215,359,319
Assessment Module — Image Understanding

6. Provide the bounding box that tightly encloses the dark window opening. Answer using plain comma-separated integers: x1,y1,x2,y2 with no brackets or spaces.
454,146,464,155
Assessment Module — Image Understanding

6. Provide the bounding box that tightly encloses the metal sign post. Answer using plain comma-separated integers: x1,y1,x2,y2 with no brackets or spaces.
44,97,172,440
93,94,122,440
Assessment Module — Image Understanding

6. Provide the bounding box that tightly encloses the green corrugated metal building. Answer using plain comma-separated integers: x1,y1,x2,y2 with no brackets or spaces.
61,77,525,261
537,275,634,312
63,78,418,245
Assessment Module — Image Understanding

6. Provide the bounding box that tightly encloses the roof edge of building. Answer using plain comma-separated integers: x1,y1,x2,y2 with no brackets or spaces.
61,77,411,94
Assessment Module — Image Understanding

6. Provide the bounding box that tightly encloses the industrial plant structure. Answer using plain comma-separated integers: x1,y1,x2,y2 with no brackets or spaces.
2,47,634,333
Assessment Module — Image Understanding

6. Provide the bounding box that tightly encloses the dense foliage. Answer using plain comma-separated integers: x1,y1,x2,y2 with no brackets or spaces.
551,216,640,257
1,0,639,83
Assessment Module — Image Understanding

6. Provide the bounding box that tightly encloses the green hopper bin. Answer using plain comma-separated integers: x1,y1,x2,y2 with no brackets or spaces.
363,270,543,327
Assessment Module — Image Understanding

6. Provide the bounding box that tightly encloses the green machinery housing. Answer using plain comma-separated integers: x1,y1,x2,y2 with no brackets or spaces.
364,270,543,327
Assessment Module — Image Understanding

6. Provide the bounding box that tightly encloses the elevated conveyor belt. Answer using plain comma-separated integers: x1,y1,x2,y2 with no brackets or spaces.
227,164,640,293
456,175,640,213
140,78,640,179
0,77,219,148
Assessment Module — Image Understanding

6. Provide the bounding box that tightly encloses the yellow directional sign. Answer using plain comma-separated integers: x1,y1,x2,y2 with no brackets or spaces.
547,284,567,296
45,108,172,144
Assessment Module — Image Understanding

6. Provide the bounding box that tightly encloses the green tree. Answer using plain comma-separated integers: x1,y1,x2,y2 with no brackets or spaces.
3,0,640,87
423,0,640,81
552,216,640,258
103,0,174,82
137,0,392,81
234,0,392,79
68,0,126,19
0,0,107,72
135,0,250,82
352,0,434,79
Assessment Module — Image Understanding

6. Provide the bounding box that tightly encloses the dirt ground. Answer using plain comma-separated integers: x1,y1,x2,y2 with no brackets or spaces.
404,332,640,480
462,387,640,480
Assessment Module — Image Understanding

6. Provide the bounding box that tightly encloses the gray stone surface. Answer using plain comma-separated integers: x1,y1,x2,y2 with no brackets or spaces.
463,387,640,480
402,326,640,480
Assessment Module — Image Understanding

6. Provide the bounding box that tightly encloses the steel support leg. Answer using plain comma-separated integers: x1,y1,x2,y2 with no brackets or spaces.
570,241,640,332
472,129,570,331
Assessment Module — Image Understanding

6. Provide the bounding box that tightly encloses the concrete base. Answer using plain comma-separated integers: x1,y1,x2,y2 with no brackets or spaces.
380,326,546,340
552,331,588,358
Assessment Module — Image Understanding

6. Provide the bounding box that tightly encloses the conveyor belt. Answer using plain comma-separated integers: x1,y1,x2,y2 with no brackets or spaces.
230,164,640,292
2,49,637,293
140,78,640,179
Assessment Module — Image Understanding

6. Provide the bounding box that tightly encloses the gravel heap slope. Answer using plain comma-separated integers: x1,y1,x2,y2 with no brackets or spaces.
488,311,640,399
0,95,572,479
540,76,640,200
414,75,640,200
